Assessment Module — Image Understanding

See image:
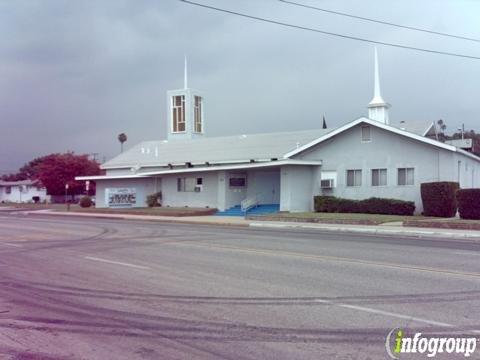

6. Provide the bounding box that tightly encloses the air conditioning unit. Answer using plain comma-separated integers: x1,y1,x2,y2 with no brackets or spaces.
320,179,334,189
194,185,202,192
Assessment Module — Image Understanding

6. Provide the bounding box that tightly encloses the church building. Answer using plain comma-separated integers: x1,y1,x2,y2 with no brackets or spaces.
78,50,480,214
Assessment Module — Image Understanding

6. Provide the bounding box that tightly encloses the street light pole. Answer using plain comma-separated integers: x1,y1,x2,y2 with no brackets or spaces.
65,183,69,210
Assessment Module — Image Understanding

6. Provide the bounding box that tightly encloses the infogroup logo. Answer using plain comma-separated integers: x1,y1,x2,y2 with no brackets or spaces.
385,328,477,358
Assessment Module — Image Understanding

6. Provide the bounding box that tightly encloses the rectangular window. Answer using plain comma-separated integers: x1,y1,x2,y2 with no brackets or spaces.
346,169,362,187
361,125,371,142
177,177,203,192
229,177,246,187
398,168,414,185
194,96,202,133
5,186,11,194
371,169,387,186
172,95,185,132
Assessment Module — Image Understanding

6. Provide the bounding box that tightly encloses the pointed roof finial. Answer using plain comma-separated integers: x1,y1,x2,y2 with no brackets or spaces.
184,55,188,89
369,47,385,105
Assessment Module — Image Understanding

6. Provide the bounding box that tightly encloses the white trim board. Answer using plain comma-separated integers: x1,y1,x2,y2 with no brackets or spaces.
283,117,480,162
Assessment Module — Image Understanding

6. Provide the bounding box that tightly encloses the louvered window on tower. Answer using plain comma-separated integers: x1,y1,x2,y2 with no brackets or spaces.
194,96,202,133
172,95,185,132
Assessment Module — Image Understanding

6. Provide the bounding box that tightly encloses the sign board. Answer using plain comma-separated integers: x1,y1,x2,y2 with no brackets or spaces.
445,139,473,149
106,188,136,207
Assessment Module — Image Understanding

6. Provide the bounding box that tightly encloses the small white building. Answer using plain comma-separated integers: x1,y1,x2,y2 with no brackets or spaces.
0,180,49,203
78,51,480,214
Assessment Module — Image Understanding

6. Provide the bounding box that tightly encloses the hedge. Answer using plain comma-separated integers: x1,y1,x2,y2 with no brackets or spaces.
146,192,162,207
79,196,93,208
457,189,480,220
314,196,415,216
420,182,459,217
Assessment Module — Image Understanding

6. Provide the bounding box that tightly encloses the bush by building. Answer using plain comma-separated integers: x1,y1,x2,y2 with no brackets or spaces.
79,196,93,208
457,189,480,220
314,196,415,216
146,192,162,207
420,182,459,217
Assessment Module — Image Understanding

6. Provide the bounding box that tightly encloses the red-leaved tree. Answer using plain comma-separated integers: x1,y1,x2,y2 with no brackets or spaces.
35,153,101,196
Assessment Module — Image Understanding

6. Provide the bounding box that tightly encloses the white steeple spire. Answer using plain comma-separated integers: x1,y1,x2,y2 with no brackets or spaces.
368,47,390,124
184,55,188,89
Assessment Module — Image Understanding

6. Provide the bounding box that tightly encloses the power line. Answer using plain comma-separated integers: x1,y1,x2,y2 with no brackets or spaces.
279,0,480,43
179,0,480,60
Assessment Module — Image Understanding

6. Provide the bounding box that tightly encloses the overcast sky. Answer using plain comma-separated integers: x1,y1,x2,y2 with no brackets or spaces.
1,0,479,173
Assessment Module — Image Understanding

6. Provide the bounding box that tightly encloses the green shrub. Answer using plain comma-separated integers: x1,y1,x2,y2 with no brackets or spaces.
146,192,162,207
420,182,459,217
457,189,480,220
79,196,92,208
313,196,415,215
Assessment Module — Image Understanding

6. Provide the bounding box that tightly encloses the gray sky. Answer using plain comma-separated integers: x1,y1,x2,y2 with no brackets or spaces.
1,0,479,173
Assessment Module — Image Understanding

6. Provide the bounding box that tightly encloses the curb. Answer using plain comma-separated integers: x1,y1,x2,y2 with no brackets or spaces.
25,211,250,228
249,222,480,241
20,210,480,241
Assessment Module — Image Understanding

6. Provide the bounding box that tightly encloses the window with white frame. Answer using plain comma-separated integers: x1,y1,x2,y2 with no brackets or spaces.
172,95,185,132
398,168,414,185
177,177,203,192
346,169,362,187
194,96,202,133
361,125,371,142
371,169,387,186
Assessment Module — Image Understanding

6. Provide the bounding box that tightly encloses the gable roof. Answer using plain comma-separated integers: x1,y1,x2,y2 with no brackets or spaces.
102,128,334,170
283,117,480,162
0,179,42,187
389,120,437,138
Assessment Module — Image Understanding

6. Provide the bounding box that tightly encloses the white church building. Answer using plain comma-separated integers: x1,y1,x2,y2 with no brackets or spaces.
78,51,480,214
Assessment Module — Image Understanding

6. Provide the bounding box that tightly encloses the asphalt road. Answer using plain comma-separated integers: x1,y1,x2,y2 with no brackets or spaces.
0,214,480,360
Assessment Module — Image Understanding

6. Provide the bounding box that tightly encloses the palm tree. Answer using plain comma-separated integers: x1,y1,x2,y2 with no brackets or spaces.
118,133,127,153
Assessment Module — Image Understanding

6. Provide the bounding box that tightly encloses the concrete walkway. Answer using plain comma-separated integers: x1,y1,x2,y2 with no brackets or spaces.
19,209,480,241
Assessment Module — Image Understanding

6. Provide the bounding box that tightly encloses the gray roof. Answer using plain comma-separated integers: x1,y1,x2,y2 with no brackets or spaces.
102,120,440,170
0,179,40,187
102,128,334,169
389,120,435,137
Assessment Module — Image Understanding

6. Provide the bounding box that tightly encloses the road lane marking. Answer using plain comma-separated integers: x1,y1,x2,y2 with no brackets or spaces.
171,242,480,279
313,299,480,334
454,251,480,257
0,243,22,248
84,256,151,270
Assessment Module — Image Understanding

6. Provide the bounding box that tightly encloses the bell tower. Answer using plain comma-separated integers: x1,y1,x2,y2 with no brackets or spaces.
167,57,205,140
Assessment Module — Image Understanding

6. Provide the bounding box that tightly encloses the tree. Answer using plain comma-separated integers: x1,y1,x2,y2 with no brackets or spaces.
35,153,101,196
118,133,127,153
437,119,447,142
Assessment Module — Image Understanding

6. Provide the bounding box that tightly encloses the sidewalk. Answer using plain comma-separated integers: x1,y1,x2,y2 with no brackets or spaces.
23,209,480,241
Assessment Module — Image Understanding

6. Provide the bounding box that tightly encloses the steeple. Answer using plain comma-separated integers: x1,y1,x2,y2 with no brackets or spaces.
166,57,205,140
368,47,390,124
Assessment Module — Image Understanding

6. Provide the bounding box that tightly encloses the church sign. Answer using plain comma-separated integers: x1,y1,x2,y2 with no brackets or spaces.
106,188,136,207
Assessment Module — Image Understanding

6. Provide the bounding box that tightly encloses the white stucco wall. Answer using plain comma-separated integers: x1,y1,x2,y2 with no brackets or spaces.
161,171,218,208
246,170,280,204
280,165,316,212
294,123,480,213
95,177,159,208
0,186,48,203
